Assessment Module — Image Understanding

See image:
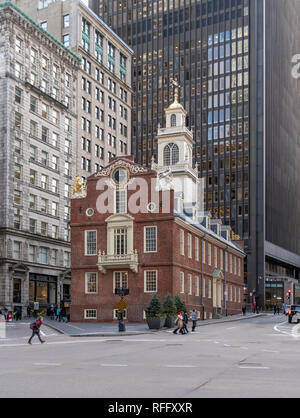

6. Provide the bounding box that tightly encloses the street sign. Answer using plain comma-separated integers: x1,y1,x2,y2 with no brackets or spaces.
117,299,127,311
115,288,129,296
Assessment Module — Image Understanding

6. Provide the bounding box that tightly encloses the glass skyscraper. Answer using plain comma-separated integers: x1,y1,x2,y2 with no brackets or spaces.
89,0,300,307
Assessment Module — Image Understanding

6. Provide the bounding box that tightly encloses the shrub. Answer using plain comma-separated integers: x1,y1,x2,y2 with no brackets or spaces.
145,294,162,318
162,294,177,317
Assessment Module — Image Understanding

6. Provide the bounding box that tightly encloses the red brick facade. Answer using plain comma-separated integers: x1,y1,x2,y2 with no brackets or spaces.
70,156,245,322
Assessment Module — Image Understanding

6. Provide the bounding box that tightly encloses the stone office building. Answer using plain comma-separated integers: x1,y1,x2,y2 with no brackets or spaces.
0,2,80,314
70,98,245,322
14,0,133,179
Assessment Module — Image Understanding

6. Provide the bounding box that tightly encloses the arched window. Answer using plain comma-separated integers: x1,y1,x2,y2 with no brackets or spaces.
163,143,179,166
170,114,177,127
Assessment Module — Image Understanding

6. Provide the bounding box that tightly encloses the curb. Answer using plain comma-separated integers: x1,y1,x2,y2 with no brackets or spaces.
43,314,267,337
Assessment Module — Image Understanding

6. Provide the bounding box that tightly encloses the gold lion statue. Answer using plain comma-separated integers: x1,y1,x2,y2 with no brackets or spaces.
72,175,86,197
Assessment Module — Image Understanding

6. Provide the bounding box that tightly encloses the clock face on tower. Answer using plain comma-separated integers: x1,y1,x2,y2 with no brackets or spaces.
111,167,129,186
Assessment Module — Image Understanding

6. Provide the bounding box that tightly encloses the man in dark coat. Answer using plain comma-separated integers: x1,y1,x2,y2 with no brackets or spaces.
182,312,189,334
28,316,45,344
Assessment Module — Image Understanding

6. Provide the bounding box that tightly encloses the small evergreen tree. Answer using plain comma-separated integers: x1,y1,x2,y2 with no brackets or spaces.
174,295,187,314
162,294,176,317
145,293,162,318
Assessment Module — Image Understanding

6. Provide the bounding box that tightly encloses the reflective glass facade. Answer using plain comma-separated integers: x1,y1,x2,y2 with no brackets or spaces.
90,0,250,241
90,0,300,303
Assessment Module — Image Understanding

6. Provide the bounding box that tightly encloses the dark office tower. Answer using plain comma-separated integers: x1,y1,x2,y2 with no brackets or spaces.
90,0,300,306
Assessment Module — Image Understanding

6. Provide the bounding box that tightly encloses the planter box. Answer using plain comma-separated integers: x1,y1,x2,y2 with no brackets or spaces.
164,316,176,328
146,317,165,329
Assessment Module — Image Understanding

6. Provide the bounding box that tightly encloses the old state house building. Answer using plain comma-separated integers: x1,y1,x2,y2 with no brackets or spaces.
70,97,245,322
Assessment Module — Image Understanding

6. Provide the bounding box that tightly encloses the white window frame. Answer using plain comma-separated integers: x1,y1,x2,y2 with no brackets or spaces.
144,270,158,293
188,274,192,295
195,276,199,296
180,229,185,256
84,309,97,320
180,272,185,294
202,240,206,264
195,237,199,261
85,272,98,294
208,243,212,266
188,234,192,259
208,279,212,299
113,271,128,293
113,309,127,319
114,188,127,214
85,230,97,256
214,246,218,268
202,277,206,298
144,226,157,253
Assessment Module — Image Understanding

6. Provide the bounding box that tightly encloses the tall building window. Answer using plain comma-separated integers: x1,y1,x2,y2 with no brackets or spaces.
171,114,177,127
163,143,179,166
63,14,70,28
115,189,126,214
81,18,90,52
144,270,158,293
180,229,184,255
39,247,47,264
85,230,97,255
95,31,103,63
144,226,157,253
85,272,98,294
114,228,127,255
180,272,185,294
113,271,128,292
188,234,192,258
120,53,127,81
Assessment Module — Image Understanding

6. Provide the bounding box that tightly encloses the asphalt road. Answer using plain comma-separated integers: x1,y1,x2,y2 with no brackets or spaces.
1,314,300,398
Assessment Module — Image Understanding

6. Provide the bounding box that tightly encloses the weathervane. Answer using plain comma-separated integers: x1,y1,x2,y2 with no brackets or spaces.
170,78,180,103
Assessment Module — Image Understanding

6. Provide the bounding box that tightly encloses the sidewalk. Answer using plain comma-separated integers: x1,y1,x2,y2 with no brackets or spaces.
43,313,266,337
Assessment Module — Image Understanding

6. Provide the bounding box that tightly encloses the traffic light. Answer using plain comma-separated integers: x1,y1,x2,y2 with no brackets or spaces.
287,289,291,302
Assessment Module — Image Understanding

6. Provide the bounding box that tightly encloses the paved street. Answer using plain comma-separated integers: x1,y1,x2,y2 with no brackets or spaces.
1,314,300,398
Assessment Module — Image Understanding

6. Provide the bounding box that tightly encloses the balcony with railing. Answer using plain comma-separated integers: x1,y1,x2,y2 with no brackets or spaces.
97,250,139,274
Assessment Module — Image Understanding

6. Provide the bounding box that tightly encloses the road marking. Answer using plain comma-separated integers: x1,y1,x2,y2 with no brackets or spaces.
262,350,279,353
239,366,269,370
101,363,128,367
0,338,169,348
34,363,61,366
165,365,195,368
226,327,237,330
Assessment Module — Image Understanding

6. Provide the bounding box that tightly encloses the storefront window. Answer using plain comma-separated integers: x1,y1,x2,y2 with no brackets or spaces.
36,282,48,303
29,274,57,306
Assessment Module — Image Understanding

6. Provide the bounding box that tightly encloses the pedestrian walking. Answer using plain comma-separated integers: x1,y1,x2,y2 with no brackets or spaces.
191,309,197,332
49,305,55,320
173,312,184,334
242,305,247,316
28,316,45,345
16,306,21,321
182,311,189,334
56,307,61,321
274,304,278,315
27,305,31,318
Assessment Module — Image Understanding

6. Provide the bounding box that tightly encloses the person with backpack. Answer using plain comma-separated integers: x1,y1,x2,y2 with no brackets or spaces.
182,311,189,334
28,316,45,345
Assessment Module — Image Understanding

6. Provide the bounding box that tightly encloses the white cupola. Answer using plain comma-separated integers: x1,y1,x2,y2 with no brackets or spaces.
153,80,203,217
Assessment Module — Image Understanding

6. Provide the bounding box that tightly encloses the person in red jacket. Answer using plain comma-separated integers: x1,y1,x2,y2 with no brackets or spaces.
28,316,45,345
